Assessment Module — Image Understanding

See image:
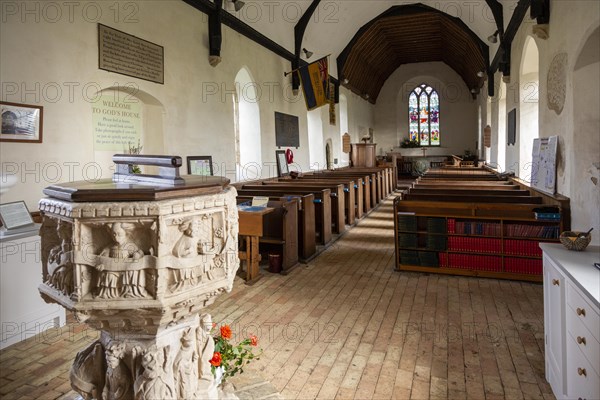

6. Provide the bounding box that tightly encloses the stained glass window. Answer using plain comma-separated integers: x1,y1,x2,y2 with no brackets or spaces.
408,84,440,146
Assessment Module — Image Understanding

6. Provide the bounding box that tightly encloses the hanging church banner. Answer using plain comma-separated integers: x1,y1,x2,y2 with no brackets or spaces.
92,94,141,151
297,57,329,111
98,24,164,84
329,81,336,126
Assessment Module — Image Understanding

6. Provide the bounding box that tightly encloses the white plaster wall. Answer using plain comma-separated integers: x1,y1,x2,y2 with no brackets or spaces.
490,0,600,243
375,62,478,157
572,34,600,245
0,1,374,210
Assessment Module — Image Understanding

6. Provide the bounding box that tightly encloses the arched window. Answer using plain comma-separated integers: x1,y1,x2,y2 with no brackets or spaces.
408,83,440,146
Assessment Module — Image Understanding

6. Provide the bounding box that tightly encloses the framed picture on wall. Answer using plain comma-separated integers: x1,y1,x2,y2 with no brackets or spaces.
0,101,43,143
507,108,517,146
276,150,289,177
187,156,213,176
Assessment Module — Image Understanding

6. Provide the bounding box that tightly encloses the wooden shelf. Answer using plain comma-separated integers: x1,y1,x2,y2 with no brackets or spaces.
394,196,565,282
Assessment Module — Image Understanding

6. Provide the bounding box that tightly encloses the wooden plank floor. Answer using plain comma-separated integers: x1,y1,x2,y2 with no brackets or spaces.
0,195,554,399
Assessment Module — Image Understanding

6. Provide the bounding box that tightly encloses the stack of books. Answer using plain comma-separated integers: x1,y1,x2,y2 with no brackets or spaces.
427,217,446,234
398,233,418,248
426,234,447,250
400,250,420,266
505,224,559,238
419,251,439,267
397,214,417,232
505,258,543,274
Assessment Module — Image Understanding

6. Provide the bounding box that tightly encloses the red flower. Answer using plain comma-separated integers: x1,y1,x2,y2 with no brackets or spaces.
250,335,258,347
209,352,222,367
220,325,232,339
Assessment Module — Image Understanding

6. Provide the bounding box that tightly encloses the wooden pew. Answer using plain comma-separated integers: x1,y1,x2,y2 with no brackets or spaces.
345,167,394,197
237,199,298,274
312,171,376,210
253,182,346,234
335,169,384,201
415,182,518,189
342,166,395,198
237,195,316,261
408,188,532,196
403,193,543,204
285,176,362,221
304,173,372,213
237,188,332,246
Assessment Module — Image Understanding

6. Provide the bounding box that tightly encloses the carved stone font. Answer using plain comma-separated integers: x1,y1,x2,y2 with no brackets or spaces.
39,186,240,399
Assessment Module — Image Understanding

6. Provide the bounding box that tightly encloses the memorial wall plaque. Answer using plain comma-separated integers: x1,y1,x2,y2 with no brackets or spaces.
98,24,164,84
275,112,300,148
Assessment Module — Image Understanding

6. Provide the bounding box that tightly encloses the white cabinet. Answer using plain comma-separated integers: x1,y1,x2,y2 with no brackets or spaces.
0,230,66,350
541,243,600,400
544,254,567,398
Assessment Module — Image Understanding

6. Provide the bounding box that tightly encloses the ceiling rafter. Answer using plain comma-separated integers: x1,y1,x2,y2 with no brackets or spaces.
337,4,489,103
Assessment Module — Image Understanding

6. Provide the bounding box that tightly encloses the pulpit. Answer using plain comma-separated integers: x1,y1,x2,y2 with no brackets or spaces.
350,143,377,168
38,155,239,400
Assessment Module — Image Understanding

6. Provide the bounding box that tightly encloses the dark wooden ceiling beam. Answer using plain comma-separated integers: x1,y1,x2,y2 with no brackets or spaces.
531,0,550,24
485,0,504,37
490,0,531,88
208,0,222,62
292,0,322,92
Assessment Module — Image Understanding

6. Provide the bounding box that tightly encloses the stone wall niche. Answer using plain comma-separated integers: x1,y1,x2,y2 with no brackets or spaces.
38,155,239,400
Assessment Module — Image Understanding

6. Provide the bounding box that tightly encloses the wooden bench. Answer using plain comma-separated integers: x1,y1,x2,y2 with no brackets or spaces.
253,182,347,234
237,194,316,261
334,168,388,200
237,199,299,275
312,171,377,210
403,193,543,204
304,173,372,213
237,187,332,246
350,167,394,197
408,188,532,196
287,176,363,220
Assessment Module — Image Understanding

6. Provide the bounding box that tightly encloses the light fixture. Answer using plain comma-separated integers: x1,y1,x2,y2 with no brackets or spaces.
487,30,499,43
232,0,245,11
302,48,313,58
477,70,486,78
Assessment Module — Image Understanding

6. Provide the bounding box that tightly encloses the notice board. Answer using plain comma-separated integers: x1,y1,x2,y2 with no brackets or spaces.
275,112,299,148
531,136,558,195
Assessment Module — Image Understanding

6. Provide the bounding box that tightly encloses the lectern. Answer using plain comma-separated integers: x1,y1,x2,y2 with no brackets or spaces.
38,155,239,400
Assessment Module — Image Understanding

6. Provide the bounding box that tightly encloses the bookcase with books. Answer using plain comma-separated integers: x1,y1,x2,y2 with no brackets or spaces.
393,197,567,282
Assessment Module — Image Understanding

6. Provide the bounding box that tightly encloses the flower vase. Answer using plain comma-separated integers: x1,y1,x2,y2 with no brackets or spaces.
214,366,225,387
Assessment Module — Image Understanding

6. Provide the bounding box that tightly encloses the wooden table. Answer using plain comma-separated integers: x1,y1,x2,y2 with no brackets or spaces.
238,207,274,284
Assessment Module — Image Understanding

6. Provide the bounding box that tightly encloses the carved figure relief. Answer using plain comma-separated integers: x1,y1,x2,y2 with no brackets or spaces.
96,223,149,299
70,340,106,400
173,217,201,258
45,220,74,296
134,345,175,400
547,52,568,115
173,328,199,398
104,343,133,400
196,314,215,385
